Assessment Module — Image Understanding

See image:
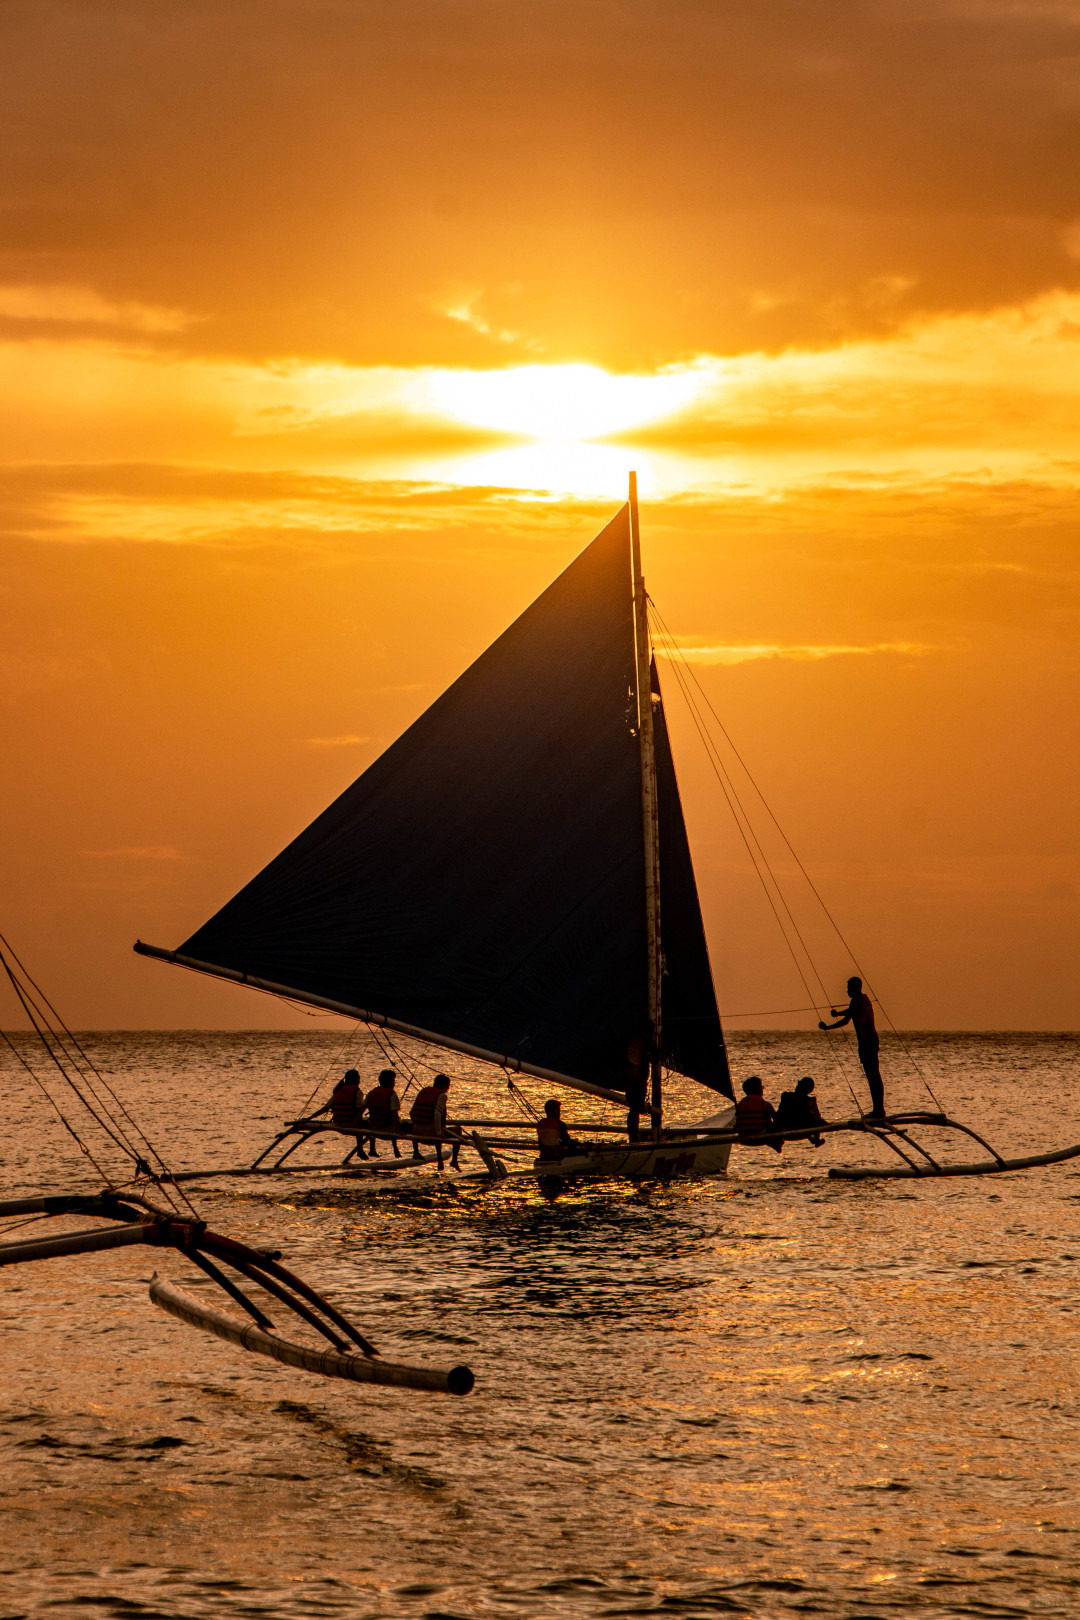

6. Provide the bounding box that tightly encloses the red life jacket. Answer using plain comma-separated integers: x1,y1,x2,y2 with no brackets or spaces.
410,1085,441,1130
330,1079,360,1123
735,1093,769,1134
365,1084,398,1127
536,1116,563,1160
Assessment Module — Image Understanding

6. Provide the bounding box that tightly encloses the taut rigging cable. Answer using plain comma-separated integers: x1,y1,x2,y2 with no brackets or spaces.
647,601,944,1115
0,938,199,1219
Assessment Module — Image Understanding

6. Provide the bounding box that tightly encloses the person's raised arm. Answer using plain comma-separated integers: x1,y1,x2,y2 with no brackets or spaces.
819,999,854,1031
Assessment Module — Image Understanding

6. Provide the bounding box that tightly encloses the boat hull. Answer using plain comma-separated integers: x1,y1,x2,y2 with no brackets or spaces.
530,1133,731,1183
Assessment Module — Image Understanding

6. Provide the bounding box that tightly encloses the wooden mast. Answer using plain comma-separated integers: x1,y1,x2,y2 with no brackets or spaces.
629,471,663,1139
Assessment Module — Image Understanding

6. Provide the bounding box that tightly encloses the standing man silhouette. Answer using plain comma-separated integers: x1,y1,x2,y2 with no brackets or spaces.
819,977,885,1119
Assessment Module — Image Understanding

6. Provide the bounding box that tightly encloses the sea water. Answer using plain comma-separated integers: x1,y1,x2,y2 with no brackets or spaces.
0,1029,1078,1619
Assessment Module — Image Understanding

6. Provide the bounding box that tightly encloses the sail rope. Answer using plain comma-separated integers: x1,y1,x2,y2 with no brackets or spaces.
649,612,878,1112
647,610,865,1115
650,600,943,1107
0,931,202,1203
290,1020,368,1118
366,1023,433,1101
647,601,945,1115
721,1002,878,1019
0,1021,115,1186
0,939,199,1217
506,1073,540,1120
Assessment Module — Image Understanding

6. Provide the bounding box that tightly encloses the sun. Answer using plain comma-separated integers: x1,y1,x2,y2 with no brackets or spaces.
424,362,703,442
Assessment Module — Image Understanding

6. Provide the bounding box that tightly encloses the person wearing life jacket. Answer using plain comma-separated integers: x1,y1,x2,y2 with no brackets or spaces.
359,1068,402,1159
536,1099,580,1163
819,977,885,1119
774,1075,825,1147
408,1073,460,1169
312,1069,368,1158
326,1069,361,1126
734,1076,783,1154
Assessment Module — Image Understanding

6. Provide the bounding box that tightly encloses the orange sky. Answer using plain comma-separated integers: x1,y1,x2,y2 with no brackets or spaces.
1,1,1078,1031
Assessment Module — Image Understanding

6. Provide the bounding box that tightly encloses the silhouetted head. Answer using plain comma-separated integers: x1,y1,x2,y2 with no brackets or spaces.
742,1076,763,1096
377,1068,396,1086
847,976,862,993
343,1069,360,1084
796,1076,815,1095
434,1073,451,1091
544,1099,561,1117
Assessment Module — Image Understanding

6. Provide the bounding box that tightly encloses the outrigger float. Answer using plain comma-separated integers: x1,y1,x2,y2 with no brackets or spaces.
0,936,474,1397
0,1187,473,1393
164,1108,1080,1190
133,481,1080,1191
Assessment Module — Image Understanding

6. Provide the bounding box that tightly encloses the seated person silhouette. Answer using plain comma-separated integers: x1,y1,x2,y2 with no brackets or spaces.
536,1099,581,1162
774,1075,825,1146
734,1076,783,1154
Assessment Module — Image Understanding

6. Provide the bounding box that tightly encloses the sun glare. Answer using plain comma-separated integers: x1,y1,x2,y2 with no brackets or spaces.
424,363,703,442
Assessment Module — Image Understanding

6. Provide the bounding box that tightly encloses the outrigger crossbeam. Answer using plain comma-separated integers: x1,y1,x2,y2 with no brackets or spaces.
0,1188,474,1395
152,1111,1070,1192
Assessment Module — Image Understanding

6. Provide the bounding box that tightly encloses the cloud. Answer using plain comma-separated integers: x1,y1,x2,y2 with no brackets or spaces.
0,284,193,333
4,0,1080,369
659,641,935,665
3,289,1080,507
438,290,522,347
304,734,371,747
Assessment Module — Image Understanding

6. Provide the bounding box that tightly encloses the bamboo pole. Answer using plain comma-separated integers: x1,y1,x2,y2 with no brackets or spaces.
149,1275,474,1394
452,1118,628,1133
0,1222,162,1266
0,1195,94,1218
163,1149,453,1183
284,1123,537,1152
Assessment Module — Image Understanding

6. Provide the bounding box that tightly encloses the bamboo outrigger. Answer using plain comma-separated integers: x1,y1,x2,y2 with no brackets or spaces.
0,1185,474,1394
0,932,476,1397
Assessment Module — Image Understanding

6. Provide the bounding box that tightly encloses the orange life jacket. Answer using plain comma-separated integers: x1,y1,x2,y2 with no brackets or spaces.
735,1093,770,1134
536,1116,564,1160
330,1080,360,1124
365,1084,398,1127
410,1085,441,1130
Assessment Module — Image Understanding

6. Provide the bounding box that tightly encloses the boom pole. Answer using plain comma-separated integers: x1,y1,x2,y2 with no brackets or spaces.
629,471,663,1139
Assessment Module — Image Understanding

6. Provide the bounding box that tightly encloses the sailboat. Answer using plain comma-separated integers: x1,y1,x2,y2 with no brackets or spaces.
135,476,737,1181
131,478,1080,1188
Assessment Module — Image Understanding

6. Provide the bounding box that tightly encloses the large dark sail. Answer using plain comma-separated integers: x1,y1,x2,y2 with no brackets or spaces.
173,509,648,1090
654,667,732,1097
142,504,731,1101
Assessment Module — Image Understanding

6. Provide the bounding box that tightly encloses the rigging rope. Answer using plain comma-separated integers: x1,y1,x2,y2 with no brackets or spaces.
647,601,945,1114
0,943,199,1216
646,609,865,1114
291,1020,366,1118
0,933,200,1215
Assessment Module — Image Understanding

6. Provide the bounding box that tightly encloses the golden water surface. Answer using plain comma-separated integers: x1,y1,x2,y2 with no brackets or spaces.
1,1031,1078,1619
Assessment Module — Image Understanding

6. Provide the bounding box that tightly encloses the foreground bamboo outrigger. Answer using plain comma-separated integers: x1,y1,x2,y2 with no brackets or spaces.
0,935,475,1396
0,1185,473,1393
